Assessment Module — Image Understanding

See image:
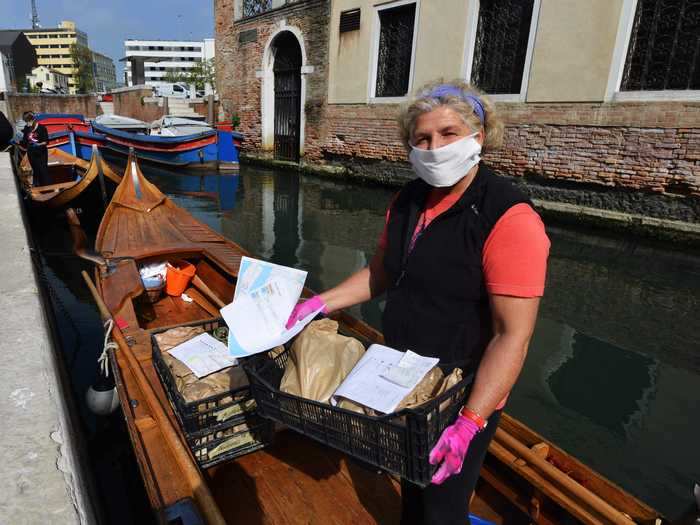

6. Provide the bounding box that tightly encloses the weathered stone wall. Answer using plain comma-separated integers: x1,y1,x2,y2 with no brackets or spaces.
215,0,330,153
111,87,163,122
4,93,98,121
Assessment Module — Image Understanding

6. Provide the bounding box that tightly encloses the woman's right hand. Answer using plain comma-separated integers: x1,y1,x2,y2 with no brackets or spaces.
285,295,328,329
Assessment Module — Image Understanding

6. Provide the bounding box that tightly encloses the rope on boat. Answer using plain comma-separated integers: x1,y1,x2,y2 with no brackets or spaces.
99,319,118,378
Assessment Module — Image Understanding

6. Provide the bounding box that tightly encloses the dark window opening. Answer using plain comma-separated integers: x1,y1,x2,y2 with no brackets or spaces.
375,3,416,98
621,0,700,91
340,9,361,33
471,0,535,94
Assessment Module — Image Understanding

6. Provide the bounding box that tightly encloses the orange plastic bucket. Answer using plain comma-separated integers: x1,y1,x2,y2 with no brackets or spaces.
165,260,196,296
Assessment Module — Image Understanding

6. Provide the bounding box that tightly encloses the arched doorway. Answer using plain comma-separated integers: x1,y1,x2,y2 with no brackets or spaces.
272,32,302,161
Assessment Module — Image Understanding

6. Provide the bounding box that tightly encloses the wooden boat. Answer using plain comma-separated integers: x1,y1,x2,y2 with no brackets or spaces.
35,113,91,134
74,153,666,525
18,146,120,210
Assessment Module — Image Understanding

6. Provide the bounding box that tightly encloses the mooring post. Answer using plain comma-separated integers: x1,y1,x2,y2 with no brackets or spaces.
207,94,215,125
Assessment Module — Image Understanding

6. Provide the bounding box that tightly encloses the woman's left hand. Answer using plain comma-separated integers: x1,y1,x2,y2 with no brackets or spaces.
429,416,480,484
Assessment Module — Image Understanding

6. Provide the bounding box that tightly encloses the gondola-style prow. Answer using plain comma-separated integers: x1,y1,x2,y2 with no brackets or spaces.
107,149,165,213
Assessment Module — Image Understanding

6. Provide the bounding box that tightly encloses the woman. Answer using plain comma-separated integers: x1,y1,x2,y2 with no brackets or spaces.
287,80,550,524
20,111,50,187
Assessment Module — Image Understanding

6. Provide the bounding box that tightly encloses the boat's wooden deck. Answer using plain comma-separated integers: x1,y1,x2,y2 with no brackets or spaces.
208,430,403,524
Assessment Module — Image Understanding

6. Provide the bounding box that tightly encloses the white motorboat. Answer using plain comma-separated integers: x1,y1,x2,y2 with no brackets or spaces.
149,116,212,137
94,114,149,133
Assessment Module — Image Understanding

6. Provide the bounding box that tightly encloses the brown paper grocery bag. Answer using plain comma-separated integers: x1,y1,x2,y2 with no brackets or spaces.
280,319,365,403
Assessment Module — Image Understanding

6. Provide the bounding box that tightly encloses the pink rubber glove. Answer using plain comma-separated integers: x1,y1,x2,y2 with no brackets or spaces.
285,295,328,329
429,416,480,485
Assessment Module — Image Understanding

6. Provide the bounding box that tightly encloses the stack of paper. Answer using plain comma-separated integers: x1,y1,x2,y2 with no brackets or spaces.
331,344,439,414
168,333,237,378
220,257,323,358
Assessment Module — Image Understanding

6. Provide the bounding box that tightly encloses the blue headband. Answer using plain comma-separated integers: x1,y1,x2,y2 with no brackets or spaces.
422,85,485,124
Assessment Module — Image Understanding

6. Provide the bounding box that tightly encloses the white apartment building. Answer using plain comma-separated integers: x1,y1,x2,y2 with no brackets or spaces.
123,38,215,90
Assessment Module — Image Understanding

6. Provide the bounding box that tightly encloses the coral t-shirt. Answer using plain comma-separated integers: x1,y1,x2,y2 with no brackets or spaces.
377,188,550,409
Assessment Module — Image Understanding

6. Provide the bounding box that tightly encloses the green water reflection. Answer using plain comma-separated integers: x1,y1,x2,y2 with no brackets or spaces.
143,164,700,519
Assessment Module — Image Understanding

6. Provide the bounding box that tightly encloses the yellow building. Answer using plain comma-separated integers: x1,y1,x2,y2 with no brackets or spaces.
23,21,88,94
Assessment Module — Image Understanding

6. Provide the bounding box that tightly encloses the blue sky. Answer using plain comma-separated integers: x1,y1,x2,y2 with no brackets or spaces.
0,0,214,81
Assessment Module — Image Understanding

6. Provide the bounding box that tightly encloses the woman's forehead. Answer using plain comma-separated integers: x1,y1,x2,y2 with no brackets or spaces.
413,107,468,133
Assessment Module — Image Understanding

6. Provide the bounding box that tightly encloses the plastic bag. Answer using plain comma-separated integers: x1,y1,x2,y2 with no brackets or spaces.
280,319,365,404
139,261,167,288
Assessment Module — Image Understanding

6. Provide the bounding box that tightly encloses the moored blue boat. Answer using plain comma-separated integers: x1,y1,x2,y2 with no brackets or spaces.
40,113,242,171
92,121,242,170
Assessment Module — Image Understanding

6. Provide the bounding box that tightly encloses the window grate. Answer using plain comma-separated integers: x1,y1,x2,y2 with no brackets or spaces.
470,0,534,95
375,3,416,98
340,9,361,33
621,0,700,91
243,0,273,18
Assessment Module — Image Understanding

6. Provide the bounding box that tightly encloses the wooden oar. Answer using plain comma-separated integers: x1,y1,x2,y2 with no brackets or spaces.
487,440,603,524
185,287,220,317
494,428,636,525
192,274,226,309
81,271,225,525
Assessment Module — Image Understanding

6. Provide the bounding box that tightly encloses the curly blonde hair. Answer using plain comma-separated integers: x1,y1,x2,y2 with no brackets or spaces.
397,80,503,153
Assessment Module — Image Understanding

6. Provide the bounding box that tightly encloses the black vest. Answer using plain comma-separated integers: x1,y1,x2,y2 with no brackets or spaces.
382,164,531,372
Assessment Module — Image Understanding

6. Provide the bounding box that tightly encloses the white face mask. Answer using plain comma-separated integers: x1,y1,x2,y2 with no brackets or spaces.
408,133,481,187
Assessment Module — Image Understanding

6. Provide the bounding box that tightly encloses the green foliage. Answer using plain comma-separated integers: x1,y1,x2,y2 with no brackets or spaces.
163,70,188,84
231,114,240,128
160,59,216,95
70,44,95,93
186,58,216,93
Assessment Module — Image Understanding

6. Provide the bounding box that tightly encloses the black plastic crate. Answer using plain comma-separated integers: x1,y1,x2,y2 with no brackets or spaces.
241,346,471,487
188,415,274,469
151,318,258,435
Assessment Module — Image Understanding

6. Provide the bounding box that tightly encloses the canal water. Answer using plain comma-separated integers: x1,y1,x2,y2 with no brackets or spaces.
34,161,699,521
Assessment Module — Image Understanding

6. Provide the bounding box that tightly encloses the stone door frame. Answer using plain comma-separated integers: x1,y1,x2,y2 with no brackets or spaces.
259,23,312,158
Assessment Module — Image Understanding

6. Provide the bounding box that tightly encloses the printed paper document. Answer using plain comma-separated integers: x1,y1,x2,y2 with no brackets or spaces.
220,257,322,358
168,333,237,378
331,344,439,414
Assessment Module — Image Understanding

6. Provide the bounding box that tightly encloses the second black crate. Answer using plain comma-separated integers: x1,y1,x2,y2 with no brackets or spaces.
151,318,259,435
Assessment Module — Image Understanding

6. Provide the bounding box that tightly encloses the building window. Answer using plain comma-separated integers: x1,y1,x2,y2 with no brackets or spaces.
469,0,536,95
243,0,272,18
621,0,699,91
373,1,418,98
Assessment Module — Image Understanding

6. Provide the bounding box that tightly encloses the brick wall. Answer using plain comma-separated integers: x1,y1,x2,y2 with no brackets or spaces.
318,102,700,196
188,99,220,120
5,93,98,121
215,0,330,153
112,88,164,122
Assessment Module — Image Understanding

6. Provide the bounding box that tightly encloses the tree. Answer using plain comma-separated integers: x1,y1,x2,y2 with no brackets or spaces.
164,70,188,84
70,43,95,93
185,58,216,93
